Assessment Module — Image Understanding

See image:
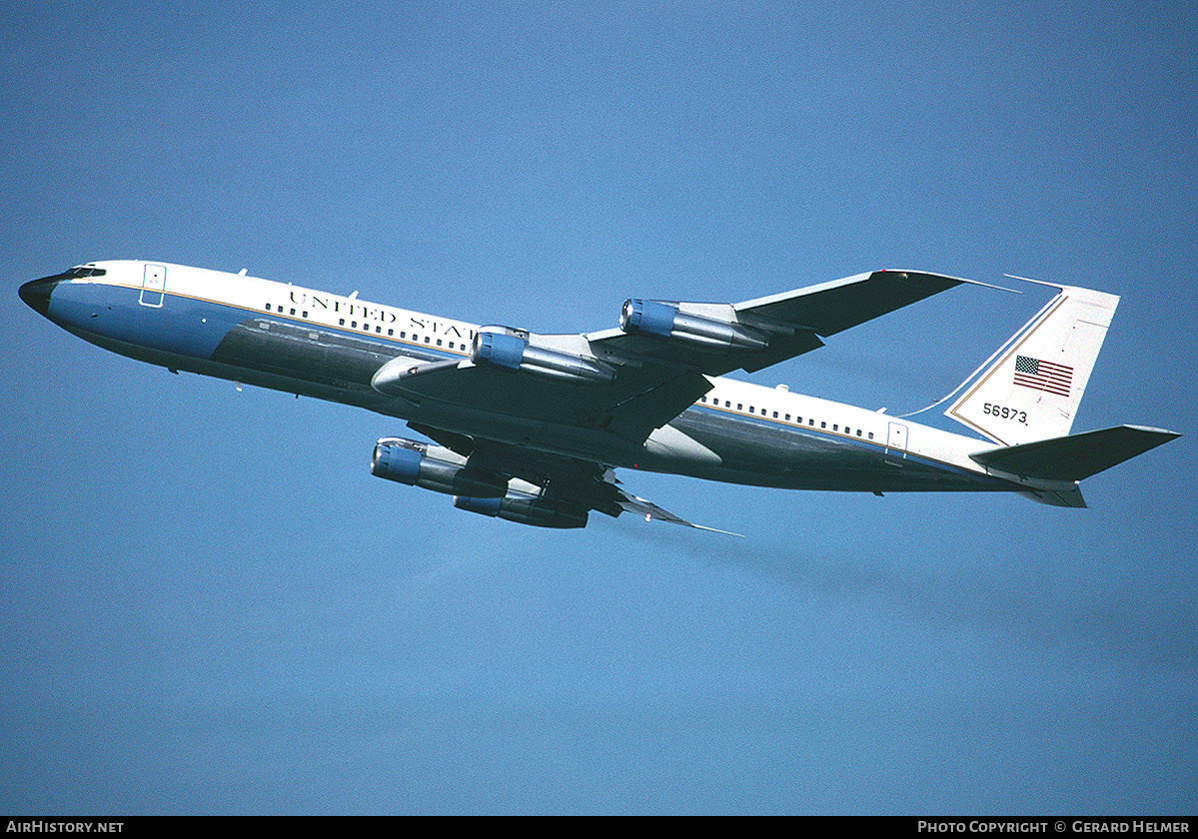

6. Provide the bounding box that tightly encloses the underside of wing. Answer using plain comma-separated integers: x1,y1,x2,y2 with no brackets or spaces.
395,423,737,534
733,269,983,338
376,351,712,445
586,269,1000,376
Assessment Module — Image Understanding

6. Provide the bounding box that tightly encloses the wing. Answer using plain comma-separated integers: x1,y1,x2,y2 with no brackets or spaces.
376,270,990,445
409,423,741,535
587,269,991,376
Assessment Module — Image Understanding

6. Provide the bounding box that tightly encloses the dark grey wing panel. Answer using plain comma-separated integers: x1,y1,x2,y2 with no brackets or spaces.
386,355,714,444
588,270,980,377
732,270,973,337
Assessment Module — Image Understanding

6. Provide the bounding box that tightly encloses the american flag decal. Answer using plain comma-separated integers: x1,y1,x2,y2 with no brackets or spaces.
1013,355,1072,397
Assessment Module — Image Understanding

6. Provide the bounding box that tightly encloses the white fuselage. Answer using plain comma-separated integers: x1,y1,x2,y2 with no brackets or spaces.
26,260,1051,500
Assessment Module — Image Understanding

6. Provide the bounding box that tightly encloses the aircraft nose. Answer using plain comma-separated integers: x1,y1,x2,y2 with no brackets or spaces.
19,276,61,318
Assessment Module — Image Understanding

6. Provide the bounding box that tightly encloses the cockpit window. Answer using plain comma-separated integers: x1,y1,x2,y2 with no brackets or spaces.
33,265,109,284
65,266,107,278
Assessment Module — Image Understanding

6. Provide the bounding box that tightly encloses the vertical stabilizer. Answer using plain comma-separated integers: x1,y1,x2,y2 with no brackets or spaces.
945,285,1119,445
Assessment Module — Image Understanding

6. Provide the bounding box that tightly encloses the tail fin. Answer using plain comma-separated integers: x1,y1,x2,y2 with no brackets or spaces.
945,284,1119,445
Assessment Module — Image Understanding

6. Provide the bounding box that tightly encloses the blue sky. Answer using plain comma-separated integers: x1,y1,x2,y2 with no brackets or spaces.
3,1,1195,814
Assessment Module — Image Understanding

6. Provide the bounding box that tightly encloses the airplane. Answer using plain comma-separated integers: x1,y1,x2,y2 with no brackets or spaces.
19,260,1179,533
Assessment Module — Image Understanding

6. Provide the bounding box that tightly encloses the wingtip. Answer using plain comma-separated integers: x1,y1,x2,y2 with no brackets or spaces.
642,510,744,538
1122,424,1182,441
683,521,746,538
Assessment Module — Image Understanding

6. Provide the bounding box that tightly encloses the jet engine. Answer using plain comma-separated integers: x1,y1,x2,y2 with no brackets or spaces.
454,491,588,529
371,439,507,498
471,328,615,384
619,299,768,351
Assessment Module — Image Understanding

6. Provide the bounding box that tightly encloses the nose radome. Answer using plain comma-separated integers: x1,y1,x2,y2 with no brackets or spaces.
19,276,62,318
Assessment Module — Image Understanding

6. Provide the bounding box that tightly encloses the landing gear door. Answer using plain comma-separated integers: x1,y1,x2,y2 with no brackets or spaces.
886,421,908,459
140,263,166,308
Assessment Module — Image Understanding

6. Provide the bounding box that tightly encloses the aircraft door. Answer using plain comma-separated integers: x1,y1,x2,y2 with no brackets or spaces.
886,421,908,458
140,263,166,307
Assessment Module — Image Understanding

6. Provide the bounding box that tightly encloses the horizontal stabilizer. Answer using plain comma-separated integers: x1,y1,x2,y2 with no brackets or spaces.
1018,486,1088,508
971,425,1180,482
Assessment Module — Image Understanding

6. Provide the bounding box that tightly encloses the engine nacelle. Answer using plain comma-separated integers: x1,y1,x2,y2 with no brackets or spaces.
454,492,588,529
471,329,615,384
619,299,768,351
371,439,507,498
